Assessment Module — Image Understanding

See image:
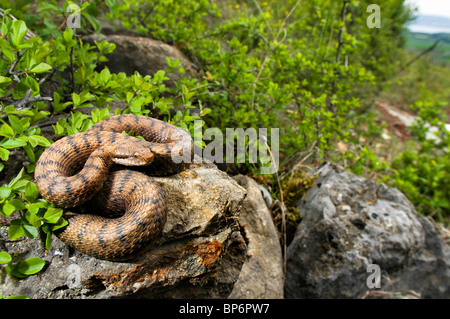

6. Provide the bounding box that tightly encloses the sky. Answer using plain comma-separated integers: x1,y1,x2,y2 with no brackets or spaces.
405,0,450,19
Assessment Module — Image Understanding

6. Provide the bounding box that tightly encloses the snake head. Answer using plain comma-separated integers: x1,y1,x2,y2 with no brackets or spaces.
112,143,154,166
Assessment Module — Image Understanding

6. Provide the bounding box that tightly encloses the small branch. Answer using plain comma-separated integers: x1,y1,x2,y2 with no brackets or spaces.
329,0,349,114
262,138,286,274
6,67,56,110
13,94,53,110
22,96,53,104
93,47,106,66
335,0,349,64
251,0,274,37
402,39,440,70
70,46,75,93
250,0,302,109
28,115,70,130
7,51,25,77
0,237,27,243
38,67,57,85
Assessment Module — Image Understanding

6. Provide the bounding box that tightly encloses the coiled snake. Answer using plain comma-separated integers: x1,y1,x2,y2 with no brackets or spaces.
34,114,194,260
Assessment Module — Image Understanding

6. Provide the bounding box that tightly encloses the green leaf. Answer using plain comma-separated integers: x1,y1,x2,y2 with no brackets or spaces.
0,251,12,264
9,198,25,211
72,92,80,106
5,262,27,278
28,135,51,147
27,202,41,215
5,295,29,299
24,182,39,202
24,76,40,92
25,210,41,227
1,138,28,149
43,207,63,223
99,68,111,85
1,9,12,22
29,62,52,74
22,144,36,163
2,201,15,217
0,186,12,198
37,2,59,13
8,168,31,191
8,115,24,135
200,108,211,116
0,123,15,138
63,27,73,43
105,0,118,18
11,20,28,46
53,91,73,113
0,147,9,161
0,39,15,62
82,12,101,33
22,224,38,238
15,257,45,275
0,75,12,86
48,217,68,232
45,231,52,250
8,223,25,239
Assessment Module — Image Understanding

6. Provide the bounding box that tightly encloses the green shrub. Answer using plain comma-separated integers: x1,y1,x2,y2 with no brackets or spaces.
391,100,450,223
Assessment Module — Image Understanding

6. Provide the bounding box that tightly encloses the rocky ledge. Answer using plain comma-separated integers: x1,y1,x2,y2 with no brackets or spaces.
0,158,248,299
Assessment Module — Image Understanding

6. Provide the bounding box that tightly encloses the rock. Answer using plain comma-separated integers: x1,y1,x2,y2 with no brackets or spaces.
229,175,284,299
0,157,247,299
82,34,201,86
285,162,450,299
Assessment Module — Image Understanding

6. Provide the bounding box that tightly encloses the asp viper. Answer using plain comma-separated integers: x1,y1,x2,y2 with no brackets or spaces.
34,114,194,260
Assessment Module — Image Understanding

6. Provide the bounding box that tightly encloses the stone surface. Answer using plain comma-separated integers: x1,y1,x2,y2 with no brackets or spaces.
285,162,450,299
83,34,201,86
0,157,247,299
229,175,284,299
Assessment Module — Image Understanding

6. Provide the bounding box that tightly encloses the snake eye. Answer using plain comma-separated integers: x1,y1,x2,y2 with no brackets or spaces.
134,152,140,158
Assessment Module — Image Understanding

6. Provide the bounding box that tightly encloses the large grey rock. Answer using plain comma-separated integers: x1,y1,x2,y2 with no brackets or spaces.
285,162,450,299
83,34,201,86
229,175,284,299
0,157,247,299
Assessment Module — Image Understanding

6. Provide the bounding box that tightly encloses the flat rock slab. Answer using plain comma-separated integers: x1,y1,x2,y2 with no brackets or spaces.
285,162,450,299
0,159,247,299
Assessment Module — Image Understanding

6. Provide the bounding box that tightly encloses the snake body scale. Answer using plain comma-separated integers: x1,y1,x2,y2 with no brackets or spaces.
35,114,194,260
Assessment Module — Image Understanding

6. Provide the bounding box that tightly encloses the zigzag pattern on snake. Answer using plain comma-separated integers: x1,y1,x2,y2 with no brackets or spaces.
34,114,194,260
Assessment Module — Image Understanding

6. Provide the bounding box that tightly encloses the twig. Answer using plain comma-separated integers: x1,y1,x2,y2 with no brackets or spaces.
38,67,57,85
0,237,27,243
93,47,107,66
27,115,70,130
250,0,302,110
0,8,37,40
70,46,75,93
335,0,349,64
401,39,440,70
7,67,56,110
13,92,53,109
7,50,26,77
329,0,349,114
251,0,274,37
262,136,287,273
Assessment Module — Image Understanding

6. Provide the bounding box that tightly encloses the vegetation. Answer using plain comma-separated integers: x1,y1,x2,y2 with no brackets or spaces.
0,0,449,291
